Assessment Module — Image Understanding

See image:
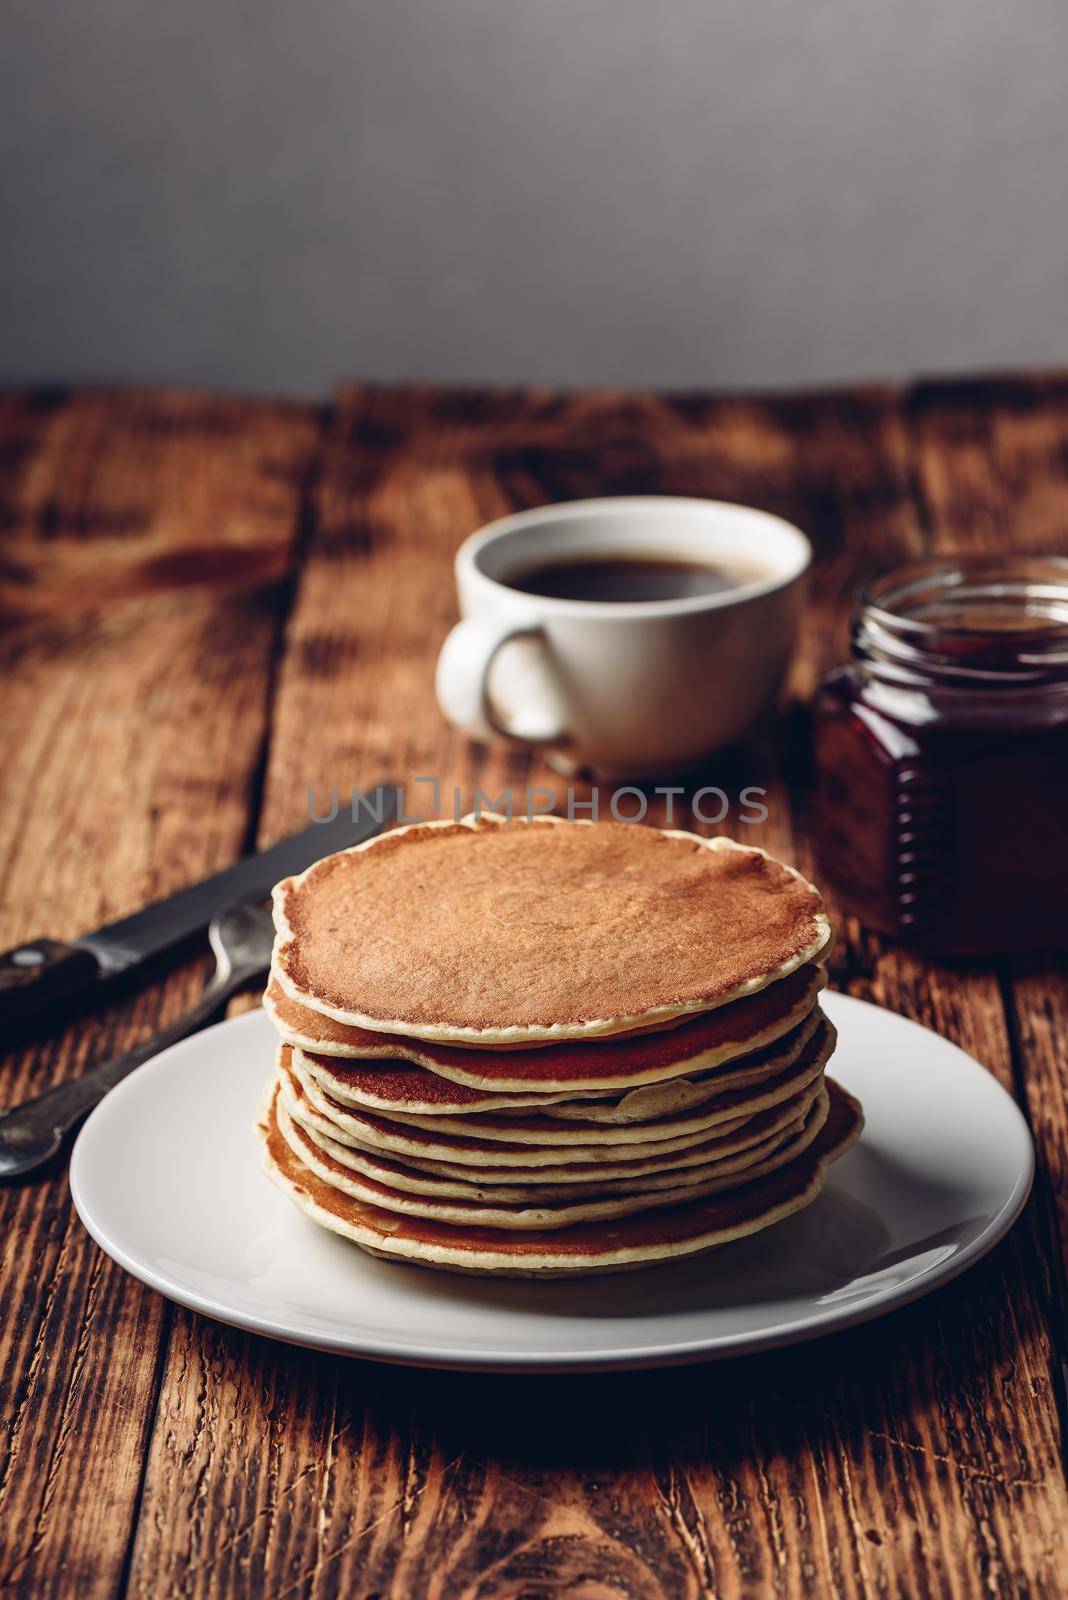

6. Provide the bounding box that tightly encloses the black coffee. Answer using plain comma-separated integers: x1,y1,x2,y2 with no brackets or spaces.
506,553,767,604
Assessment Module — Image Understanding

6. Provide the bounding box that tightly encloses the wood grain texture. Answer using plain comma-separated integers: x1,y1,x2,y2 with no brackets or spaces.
907,374,1068,1401
118,382,1068,1599
0,389,321,1598
2,380,1067,1598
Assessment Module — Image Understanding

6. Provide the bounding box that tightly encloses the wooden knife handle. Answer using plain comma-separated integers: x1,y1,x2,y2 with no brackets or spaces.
0,939,101,1027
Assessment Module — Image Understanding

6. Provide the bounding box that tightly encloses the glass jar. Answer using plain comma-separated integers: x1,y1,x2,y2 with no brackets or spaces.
813,557,1068,957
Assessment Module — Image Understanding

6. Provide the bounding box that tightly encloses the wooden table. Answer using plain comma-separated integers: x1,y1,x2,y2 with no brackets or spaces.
1,379,1066,1598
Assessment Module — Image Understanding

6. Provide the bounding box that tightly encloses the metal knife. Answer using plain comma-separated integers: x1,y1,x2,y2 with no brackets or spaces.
0,782,397,1029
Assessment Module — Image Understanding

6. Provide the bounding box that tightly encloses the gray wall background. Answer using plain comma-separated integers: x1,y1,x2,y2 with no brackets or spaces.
3,0,1067,397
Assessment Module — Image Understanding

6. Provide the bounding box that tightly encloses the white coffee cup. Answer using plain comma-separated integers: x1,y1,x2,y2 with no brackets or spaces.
435,496,811,779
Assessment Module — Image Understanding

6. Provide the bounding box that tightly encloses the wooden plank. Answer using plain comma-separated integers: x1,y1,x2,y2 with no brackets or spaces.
906,371,1068,1353
127,382,1067,1598
683,385,1067,1600
768,381,1068,1599
0,388,321,1597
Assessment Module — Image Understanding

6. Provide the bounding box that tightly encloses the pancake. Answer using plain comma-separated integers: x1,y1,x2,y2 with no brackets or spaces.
274,1085,832,1229
283,1027,831,1158
265,977,712,1056
293,1019,833,1148
283,1054,761,1168
286,1104,814,1204
264,963,826,1092
271,814,832,1044
258,1076,862,1276
543,1009,825,1122
297,1005,824,1122
279,1049,827,1182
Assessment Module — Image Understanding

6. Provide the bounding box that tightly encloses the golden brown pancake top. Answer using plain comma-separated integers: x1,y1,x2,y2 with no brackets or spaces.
273,817,830,1039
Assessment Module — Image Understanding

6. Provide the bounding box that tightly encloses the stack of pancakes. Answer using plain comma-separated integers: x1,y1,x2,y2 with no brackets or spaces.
257,815,862,1278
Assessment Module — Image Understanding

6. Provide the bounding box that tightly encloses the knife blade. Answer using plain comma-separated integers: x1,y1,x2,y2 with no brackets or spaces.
0,782,397,1029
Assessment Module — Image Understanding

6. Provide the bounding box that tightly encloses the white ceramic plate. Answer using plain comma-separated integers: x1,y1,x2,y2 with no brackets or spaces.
70,992,1033,1372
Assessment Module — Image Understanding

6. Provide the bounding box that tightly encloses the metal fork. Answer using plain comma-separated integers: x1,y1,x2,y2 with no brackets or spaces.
0,899,276,1180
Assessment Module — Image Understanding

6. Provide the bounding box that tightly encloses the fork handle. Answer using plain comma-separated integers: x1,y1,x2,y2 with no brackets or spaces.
0,965,255,1180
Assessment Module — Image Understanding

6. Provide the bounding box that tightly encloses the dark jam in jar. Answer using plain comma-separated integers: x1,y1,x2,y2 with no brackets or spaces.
813,558,1068,957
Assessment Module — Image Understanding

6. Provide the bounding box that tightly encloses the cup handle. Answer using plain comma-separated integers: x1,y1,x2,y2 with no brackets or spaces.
435,615,568,745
